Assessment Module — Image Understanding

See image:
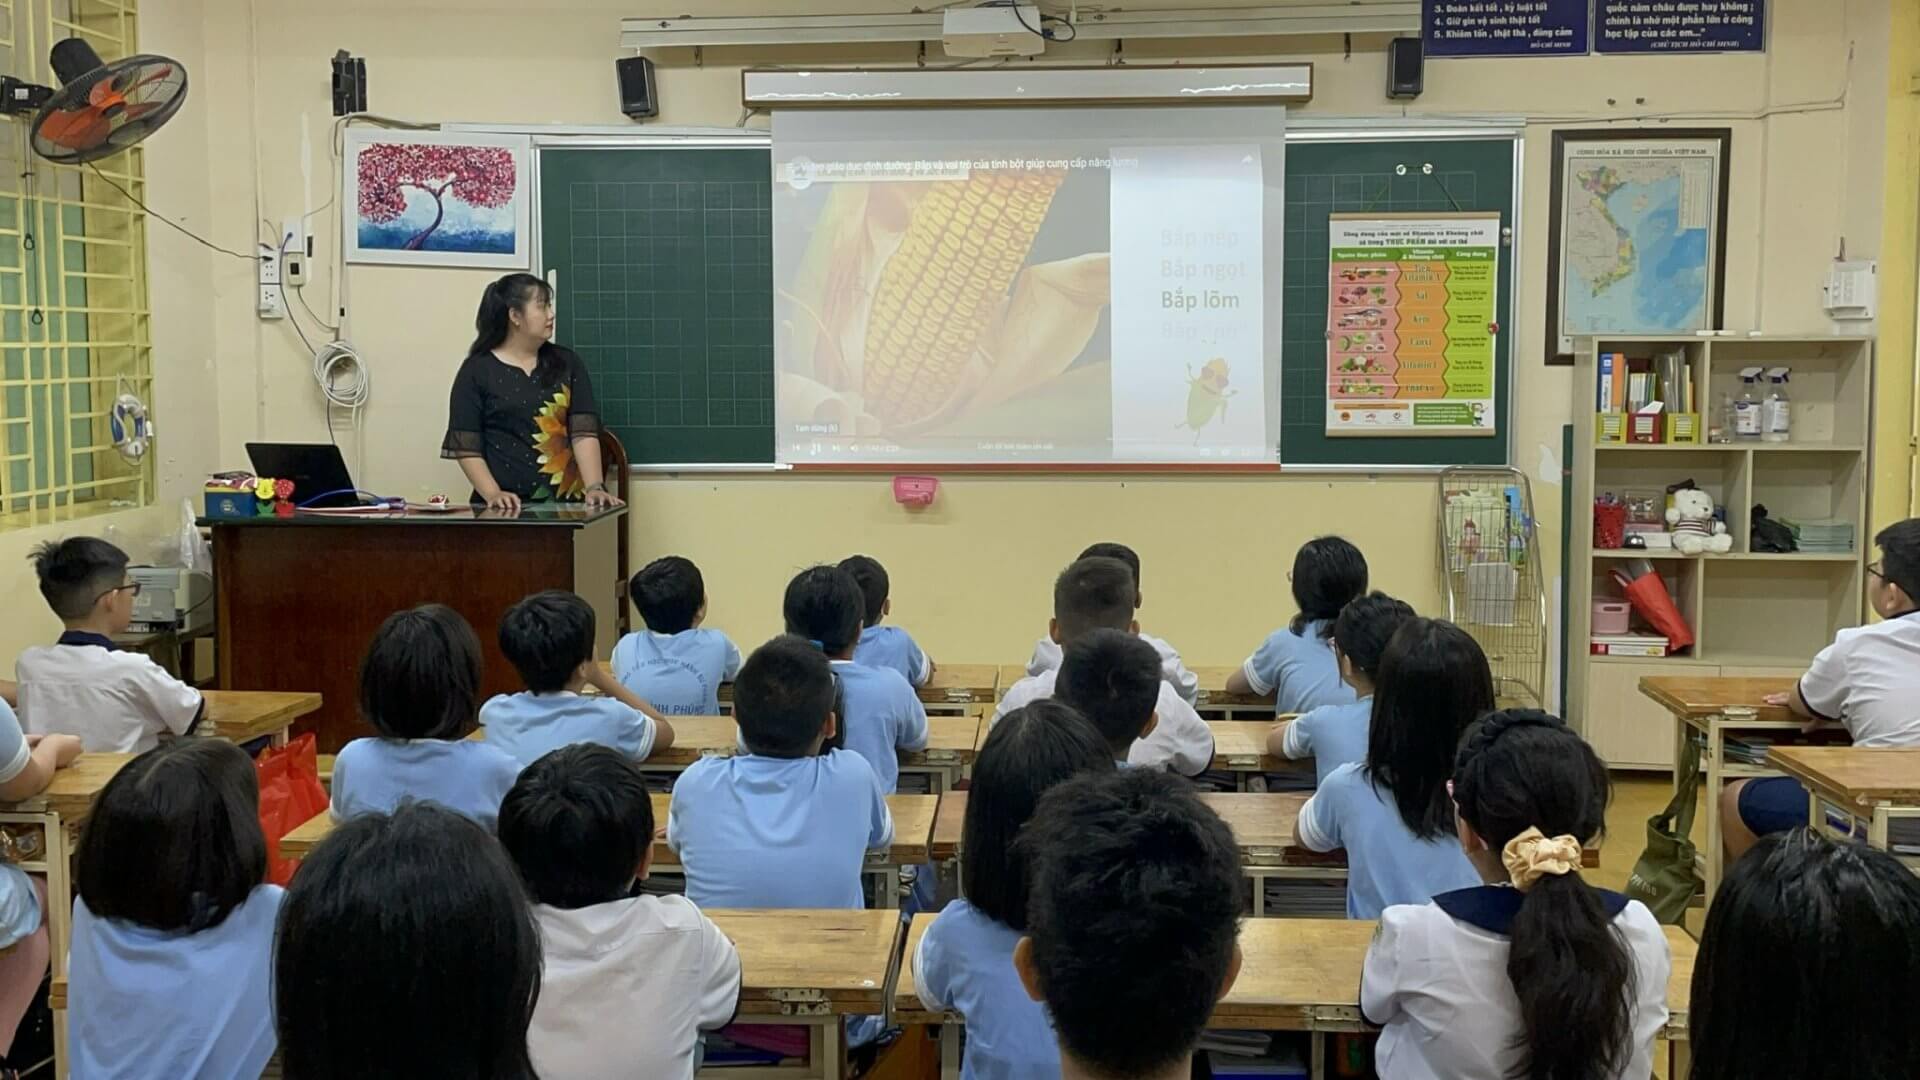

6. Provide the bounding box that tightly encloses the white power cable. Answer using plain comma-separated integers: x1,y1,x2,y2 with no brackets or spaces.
313,339,369,415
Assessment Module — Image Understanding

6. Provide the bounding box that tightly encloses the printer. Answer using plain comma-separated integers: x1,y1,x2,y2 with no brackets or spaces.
128,566,214,634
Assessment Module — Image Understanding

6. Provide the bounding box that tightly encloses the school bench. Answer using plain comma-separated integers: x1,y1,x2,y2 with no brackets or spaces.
1767,745,1920,863
894,916,1699,1080
279,794,939,908
1639,675,1807,906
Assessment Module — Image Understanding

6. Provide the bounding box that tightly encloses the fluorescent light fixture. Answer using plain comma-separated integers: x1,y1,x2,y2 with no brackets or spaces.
742,64,1312,109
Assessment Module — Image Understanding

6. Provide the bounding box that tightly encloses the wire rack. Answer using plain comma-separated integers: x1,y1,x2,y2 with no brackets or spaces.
1437,467,1547,710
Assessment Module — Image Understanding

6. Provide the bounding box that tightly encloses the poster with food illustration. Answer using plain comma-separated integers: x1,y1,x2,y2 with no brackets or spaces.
770,108,1283,464
1325,213,1499,437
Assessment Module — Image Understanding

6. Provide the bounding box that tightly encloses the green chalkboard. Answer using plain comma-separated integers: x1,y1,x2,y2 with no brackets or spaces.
538,136,1515,468
539,146,775,465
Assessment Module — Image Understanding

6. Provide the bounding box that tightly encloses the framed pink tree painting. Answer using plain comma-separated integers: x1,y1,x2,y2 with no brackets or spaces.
343,129,531,268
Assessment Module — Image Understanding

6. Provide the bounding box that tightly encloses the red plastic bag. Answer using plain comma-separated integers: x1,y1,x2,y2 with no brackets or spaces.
1612,567,1695,652
256,733,329,885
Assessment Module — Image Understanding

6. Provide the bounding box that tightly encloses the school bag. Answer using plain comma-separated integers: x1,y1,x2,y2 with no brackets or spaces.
1625,733,1703,923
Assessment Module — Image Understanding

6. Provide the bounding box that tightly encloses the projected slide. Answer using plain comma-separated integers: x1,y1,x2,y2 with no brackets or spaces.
772,107,1285,465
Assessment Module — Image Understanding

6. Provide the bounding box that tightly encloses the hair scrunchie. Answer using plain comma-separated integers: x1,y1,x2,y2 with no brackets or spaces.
1501,826,1583,891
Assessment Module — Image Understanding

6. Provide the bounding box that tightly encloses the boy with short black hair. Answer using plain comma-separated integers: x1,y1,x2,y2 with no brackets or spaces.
1724,517,1920,860
612,556,741,716
996,557,1213,775
1055,629,1162,765
1268,590,1416,784
500,744,741,1080
784,565,928,792
1026,542,1198,704
17,537,202,752
839,554,936,688
667,635,893,910
1014,768,1243,1080
481,590,673,767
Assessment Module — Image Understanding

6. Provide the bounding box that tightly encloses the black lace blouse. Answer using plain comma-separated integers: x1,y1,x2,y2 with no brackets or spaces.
441,347,603,501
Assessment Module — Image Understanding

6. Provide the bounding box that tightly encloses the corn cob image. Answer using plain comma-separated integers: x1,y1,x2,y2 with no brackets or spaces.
859,169,1067,427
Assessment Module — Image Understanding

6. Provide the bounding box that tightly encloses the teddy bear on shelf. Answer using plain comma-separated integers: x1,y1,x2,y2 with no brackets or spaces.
1667,487,1732,555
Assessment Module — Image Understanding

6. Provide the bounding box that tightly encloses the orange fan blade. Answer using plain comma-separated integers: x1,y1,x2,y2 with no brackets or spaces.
39,107,109,150
121,63,175,91
120,101,163,120
86,80,126,110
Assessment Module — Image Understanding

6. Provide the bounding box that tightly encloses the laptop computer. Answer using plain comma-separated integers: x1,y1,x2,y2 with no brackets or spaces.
245,443,362,509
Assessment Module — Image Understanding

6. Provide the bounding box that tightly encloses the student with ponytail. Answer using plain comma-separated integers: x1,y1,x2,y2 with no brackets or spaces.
1362,710,1670,1080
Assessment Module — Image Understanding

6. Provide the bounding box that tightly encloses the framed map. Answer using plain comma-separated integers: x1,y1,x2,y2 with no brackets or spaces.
1544,129,1730,365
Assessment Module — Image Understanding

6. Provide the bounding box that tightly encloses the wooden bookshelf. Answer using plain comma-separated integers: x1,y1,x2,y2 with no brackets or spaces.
1568,335,1872,770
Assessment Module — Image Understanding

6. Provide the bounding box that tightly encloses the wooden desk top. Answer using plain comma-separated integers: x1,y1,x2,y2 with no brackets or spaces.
897,917,1696,1034
603,663,1000,707
202,690,323,743
1210,721,1290,772
625,715,981,770
1638,676,1799,726
710,909,901,1017
1767,746,1920,804
932,791,1310,866
1191,665,1271,708
0,752,134,820
281,792,940,863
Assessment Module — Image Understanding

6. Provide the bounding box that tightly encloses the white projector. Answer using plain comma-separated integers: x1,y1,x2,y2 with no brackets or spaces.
942,5,1048,58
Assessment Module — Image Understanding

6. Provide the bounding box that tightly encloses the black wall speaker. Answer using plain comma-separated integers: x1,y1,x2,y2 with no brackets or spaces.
1388,37,1424,100
617,56,658,120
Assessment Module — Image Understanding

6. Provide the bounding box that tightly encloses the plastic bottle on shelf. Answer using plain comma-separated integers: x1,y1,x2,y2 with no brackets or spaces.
1733,367,1763,442
1762,367,1791,443
1712,390,1735,444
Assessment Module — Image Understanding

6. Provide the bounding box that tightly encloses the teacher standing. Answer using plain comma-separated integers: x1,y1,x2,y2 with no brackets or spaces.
442,273,625,512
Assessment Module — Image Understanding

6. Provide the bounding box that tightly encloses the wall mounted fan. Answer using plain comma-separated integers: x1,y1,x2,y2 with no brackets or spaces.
0,38,188,164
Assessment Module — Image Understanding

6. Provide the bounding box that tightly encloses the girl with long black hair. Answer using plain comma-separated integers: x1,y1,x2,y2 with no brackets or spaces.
442,273,623,511
1362,709,1670,1080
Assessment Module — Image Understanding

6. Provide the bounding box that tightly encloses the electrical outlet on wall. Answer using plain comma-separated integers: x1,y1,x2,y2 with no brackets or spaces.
258,240,284,320
280,218,308,287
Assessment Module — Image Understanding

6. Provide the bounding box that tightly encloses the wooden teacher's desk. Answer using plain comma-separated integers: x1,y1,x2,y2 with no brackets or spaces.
206,504,625,752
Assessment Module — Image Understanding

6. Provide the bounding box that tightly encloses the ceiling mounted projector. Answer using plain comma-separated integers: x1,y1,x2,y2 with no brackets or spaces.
942,5,1047,58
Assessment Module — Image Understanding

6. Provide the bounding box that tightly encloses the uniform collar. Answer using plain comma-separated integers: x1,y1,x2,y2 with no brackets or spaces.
56,630,116,650
1432,883,1628,933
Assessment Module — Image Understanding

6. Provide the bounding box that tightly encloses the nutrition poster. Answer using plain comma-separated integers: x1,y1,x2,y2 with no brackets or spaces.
1325,213,1499,437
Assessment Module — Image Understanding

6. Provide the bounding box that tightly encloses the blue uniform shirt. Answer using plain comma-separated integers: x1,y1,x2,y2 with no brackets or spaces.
667,751,892,910
853,625,931,687
68,885,284,1079
1280,697,1373,785
479,691,658,767
612,629,742,716
830,660,929,793
0,701,39,947
1297,762,1481,918
330,737,521,829
1241,620,1356,715
913,900,1059,1080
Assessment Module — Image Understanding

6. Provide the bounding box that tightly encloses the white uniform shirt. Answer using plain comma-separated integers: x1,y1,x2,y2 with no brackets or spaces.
1799,611,1920,746
1025,632,1200,705
527,894,741,1080
993,669,1213,776
1362,886,1670,1080
16,634,201,753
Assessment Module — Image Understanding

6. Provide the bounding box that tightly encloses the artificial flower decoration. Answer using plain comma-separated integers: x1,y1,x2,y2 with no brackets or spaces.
253,477,277,501
274,478,295,500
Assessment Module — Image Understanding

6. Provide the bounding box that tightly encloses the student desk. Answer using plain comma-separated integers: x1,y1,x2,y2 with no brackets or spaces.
1640,675,1803,905
1767,746,1920,858
896,917,1699,1080
1210,720,1307,791
619,714,982,794
1191,664,1276,718
609,663,1002,717
702,909,902,1080
207,504,625,753
930,791,1341,916
280,794,938,907
0,752,135,1080
202,689,321,747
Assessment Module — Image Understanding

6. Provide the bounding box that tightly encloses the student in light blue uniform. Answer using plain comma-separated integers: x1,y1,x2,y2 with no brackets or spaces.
0,700,80,1070
784,565,928,792
668,634,893,910
913,701,1114,1080
613,556,742,716
1296,617,1489,918
481,590,672,767
68,740,283,1079
1055,630,1162,769
1228,536,1369,715
330,604,522,828
840,555,936,688
1270,592,1415,785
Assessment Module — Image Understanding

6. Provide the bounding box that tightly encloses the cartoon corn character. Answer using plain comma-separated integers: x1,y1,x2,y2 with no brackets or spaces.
1178,358,1240,443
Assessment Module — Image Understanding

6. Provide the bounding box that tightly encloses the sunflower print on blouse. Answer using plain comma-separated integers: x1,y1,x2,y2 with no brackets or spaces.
532,386,585,501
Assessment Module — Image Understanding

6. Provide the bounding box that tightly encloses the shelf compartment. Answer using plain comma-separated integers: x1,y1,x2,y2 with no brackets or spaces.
1700,560,1857,664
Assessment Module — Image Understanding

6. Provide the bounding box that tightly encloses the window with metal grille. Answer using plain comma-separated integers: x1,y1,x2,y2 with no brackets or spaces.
0,0,152,522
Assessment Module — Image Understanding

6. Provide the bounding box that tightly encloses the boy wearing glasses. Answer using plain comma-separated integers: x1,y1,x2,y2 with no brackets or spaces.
16,537,202,751
1722,518,1920,860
